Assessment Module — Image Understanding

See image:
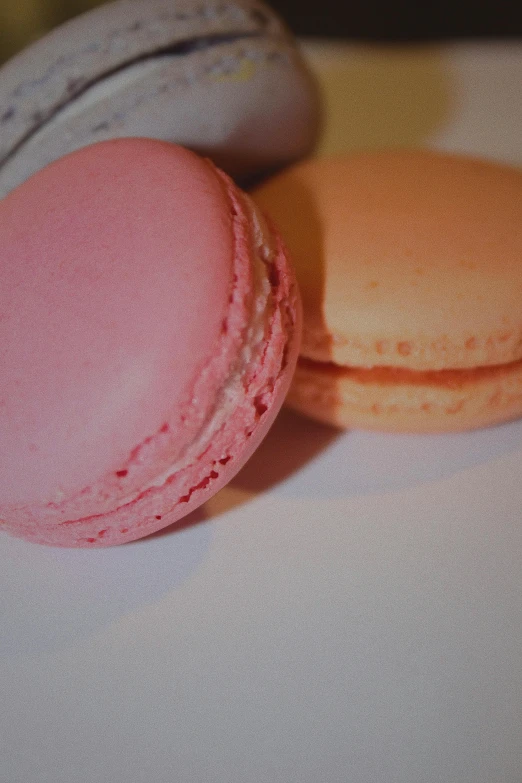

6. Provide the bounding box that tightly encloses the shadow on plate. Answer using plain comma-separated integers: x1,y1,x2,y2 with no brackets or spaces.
203,407,339,517
238,414,522,500
233,407,339,494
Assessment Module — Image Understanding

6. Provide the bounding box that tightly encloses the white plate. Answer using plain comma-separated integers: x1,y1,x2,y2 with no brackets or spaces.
1,40,522,783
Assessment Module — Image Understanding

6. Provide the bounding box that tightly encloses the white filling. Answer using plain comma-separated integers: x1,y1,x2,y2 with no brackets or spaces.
119,196,275,499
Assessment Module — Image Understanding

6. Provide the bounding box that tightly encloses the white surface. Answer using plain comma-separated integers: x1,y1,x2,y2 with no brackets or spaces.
1,42,522,783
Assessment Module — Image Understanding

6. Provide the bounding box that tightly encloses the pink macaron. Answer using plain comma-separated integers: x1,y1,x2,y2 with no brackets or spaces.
0,138,300,547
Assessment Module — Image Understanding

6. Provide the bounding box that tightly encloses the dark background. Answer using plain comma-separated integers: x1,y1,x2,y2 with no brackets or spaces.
1,0,521,67
275,0,522,40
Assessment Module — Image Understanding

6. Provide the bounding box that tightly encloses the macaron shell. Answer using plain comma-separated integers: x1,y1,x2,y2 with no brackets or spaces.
2,199,301,548
0,139,234,509
0,0,319,194
252,150,522,371
0,140,301,546
0,0,283,156
289,357,522,433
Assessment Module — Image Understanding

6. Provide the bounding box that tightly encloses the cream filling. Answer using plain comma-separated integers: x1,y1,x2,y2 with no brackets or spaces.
114,197,274,502
297,356,522,387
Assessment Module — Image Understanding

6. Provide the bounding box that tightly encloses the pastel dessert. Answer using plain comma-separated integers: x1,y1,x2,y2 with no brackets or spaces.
0,138,301,547
252,149,522,432
0,0,319,197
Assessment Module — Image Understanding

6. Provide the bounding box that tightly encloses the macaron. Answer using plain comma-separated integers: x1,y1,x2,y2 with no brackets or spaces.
0,138,300,547
0,0,319,197
252,149,522,433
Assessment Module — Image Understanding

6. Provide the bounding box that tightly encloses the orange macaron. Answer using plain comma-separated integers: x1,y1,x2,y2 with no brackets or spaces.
252,149,522,432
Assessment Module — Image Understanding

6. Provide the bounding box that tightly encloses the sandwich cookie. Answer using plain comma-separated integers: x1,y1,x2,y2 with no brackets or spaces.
0,139,301,546
0,0,319,197
252,149,522,432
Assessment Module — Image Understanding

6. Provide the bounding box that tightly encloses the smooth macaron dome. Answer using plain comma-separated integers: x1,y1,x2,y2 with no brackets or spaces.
0,139,300,546
0,0,319,197
252,149,522,432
